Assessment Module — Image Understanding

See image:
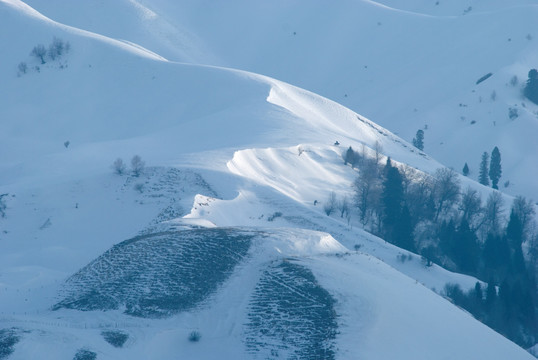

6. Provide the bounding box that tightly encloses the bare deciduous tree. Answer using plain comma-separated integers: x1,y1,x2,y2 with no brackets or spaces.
324,191,337,216
459,187,483,228
338,196,350,218
483,191,505,236
112,158,126,175
30,44,47,64
432,168,461,221
131,155,145,177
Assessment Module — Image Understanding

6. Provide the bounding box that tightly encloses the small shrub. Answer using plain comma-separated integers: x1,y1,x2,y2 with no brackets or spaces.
509,107,519,120
397,254,412,263
101,330,128,348
73,349,96,360
134,183,144,193
188,331,201,342
267,212,282,222
17,62,27,75
64,140,70,148
0,194,7,218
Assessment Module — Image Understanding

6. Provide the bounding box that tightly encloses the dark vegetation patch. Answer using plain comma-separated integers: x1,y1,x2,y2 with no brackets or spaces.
73,349,96,360
101,330,128,348
246,260,338,359
54,228,254,318
0,329,19,359
188,331,201,342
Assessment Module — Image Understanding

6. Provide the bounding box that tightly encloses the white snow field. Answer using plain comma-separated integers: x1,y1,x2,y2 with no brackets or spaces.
21,0,538,201
0,0,536,359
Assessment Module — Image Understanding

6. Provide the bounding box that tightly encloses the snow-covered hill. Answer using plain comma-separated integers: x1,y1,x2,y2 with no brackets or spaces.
22,0,538,201
0,0,536,359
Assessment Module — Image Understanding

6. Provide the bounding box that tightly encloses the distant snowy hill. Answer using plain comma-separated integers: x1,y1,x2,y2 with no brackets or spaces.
0,0,536,359
23,0,538,200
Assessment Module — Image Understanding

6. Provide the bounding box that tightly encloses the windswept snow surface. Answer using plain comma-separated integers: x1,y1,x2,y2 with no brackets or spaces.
22,0,538,200
0,1,536,359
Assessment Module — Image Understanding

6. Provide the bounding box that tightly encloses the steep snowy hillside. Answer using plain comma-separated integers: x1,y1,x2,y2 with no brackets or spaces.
0,1,536,359
23,0,538,201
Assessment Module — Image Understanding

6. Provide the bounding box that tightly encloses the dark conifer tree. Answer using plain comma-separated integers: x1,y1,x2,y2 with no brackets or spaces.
381,161,404,243
483,233,510,280
344,146,355,166
485,278,497,310
394,205,415,251
505,210,523,249
412,129,424,151
462,162,469,176
489,146,502,189
454,219,479,273
479,152,490,186
524,68,538,105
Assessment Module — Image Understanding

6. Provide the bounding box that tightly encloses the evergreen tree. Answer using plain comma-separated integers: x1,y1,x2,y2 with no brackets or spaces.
453,219,479,273
489,146,502,189
474,282,483,302
344,146,355,166
505,210,523,249
479,152,490,186
483,233,510,279
412,129,424,151
505,210,526,276
394,205,415,251
381,161,404,243
524,68,538,105
462,162,469,176
485,278,497,310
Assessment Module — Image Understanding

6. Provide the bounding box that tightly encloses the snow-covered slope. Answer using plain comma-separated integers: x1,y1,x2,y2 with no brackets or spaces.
22,0,538,201
0,1,536,359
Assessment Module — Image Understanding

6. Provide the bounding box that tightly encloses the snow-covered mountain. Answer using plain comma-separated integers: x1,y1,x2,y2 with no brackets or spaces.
21,0,538,201
0,0,536,359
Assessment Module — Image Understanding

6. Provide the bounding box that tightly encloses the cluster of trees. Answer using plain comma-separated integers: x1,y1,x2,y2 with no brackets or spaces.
112,155,145,177
19,37,70,75
478,146,502,189
342,145,536,347
30,37,70,64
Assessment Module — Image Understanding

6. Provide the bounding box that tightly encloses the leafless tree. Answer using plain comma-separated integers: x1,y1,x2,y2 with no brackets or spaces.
30,44,47,64
459,187,483,229
324,191,337,216
131,155,145,177
338,196,350,218
112,158,126,175
483,191,505,236
432,168,461,221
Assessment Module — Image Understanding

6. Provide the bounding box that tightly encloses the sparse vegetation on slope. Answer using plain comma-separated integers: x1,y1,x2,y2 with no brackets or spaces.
54,229,255,317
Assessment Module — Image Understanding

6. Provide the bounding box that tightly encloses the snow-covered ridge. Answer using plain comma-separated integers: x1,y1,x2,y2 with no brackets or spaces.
0,0,536,358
